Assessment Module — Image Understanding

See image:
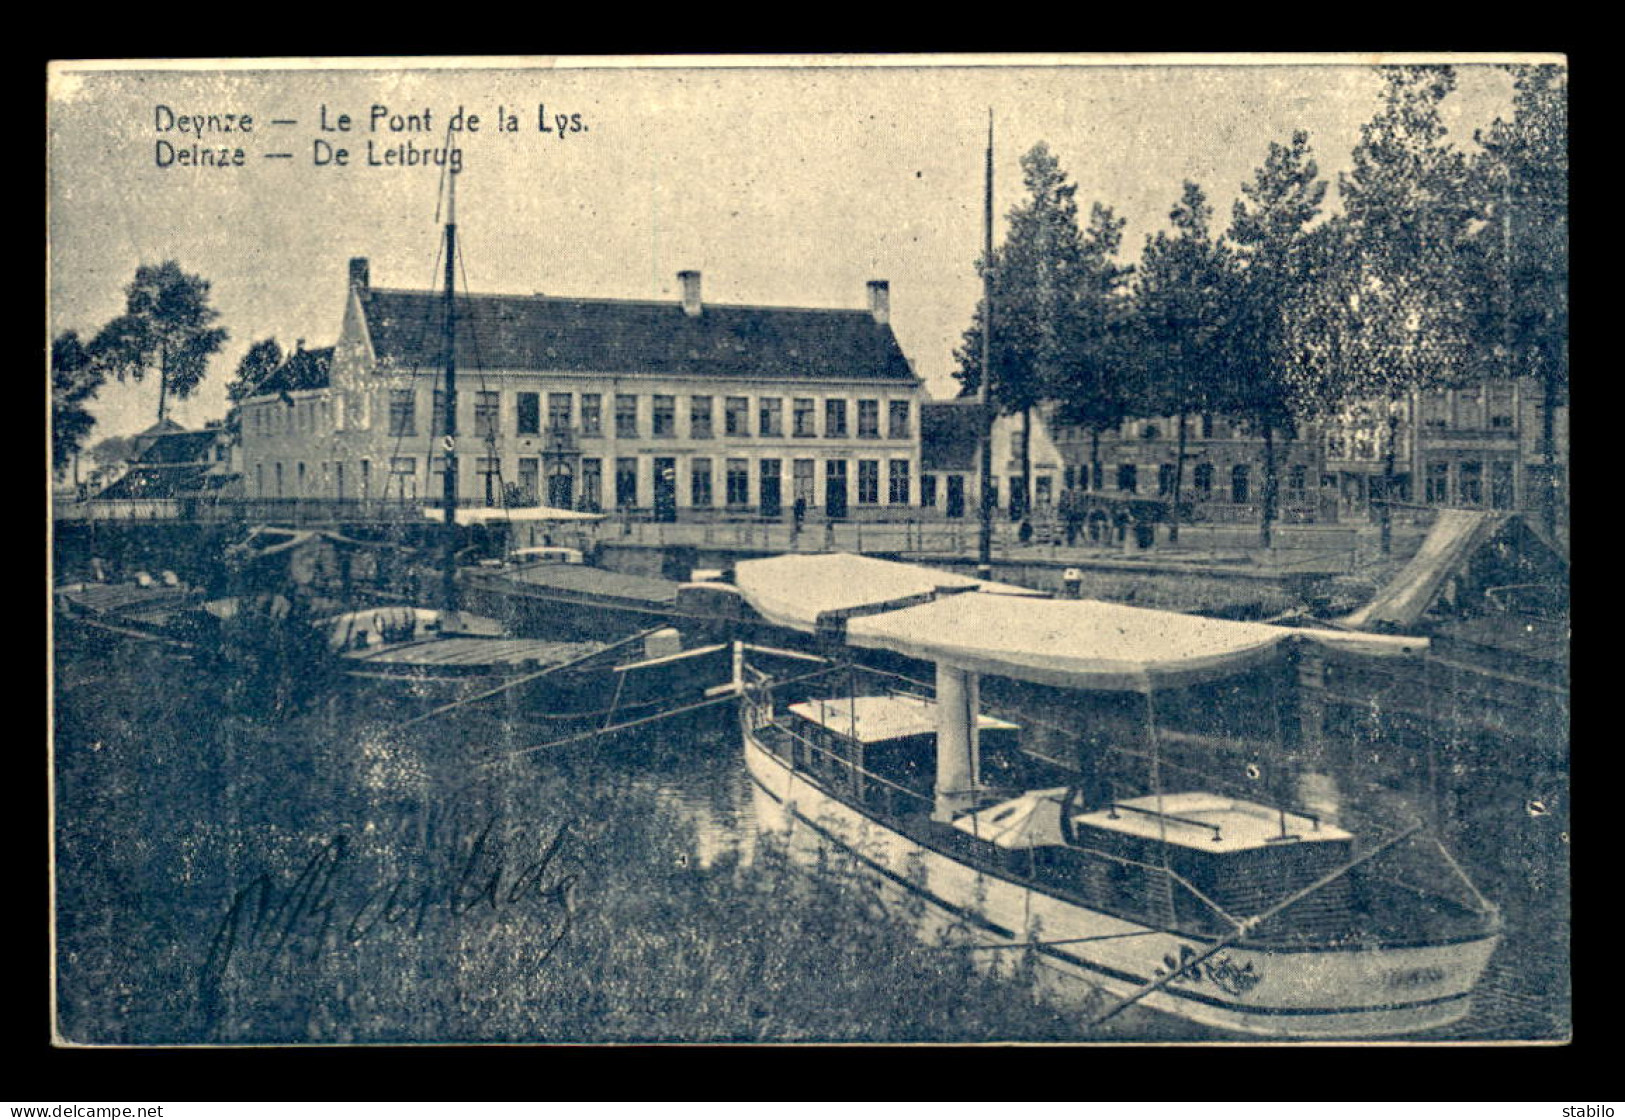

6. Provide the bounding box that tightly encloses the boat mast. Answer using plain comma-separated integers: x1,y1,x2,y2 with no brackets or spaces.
977,109,995,582
440,168,460,612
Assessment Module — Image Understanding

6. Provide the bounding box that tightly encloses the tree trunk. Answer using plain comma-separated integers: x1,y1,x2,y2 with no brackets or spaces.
1169,413,1186,545
1260,418,1278,551
1019,406,1033,526
156,343,169,424
1089,430,1100,493
1379,406,1399,557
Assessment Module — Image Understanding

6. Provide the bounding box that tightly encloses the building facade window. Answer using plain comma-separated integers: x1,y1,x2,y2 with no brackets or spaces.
1489,385,1516,429
360,460,370,500
1288,463,1308,502
615,457,638,508
690,396,713,439
825,399,847,437
581,394,602,437
726,458,750,506
759,458,783,513
889,401,911,439
1157,463,1176,497
475,392,501,439
921,473,938,507
517,457,539,504
547,393,572,433
1231,464,1250,504
1193,462,1213,498
1425,461,1449,504
274,462,284,498
793,459,815,503
615,394,639,438
1036,475,1052,505
1422,392,1451,429
1117,464,1137,494
1459,460,1483,506
652,395,677,437
390,457,417,500
858,399,880,438
888,460,910,505
1201,414,1214,439
580,458,602,511
725,397,750,437
388,389,417,437
517,392,541,436
1491,460,1515,508
759,397,784,438
793,398,816,438
690,458,714,507
254,463,263,497
858,459,880,504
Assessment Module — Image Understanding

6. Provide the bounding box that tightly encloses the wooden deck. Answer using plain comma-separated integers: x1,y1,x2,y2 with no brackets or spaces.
341,636,608,674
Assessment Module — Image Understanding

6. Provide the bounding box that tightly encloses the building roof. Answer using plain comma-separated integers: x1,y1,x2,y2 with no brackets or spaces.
358,288,918,383
920,400,988,471
135,428,218,464
93,462,215,499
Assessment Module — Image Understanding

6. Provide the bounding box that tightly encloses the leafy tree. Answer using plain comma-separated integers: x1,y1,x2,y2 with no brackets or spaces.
1469,63,1568,538
955,144,1130,523
1225,129,1329,548
52,330,104,475
1324,67,1478,553
1130,181,1234,542
228,338,284,404
88,261,228,425
1049,203,1136,498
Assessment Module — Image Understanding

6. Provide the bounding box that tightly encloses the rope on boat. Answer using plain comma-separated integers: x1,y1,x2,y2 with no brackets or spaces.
484,660,846,765
393,624,668,731
1087,819,1426,1028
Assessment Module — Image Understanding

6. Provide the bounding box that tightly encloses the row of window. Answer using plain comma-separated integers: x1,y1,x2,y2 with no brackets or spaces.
252,455,914,507
382,390,913,441
1422,459,1518,509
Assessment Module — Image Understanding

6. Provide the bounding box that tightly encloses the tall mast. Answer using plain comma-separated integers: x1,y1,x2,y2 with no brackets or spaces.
976,109,995,581
440,168,460,611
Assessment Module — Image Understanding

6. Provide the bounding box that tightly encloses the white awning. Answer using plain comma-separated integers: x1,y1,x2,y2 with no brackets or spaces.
732,552,1044,633
422,506,606,525
845,592,1427,692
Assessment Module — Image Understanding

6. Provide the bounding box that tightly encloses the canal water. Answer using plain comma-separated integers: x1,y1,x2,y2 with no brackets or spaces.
52,628,1568,1045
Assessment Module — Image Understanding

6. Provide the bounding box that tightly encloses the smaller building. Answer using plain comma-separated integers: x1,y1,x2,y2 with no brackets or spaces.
90,419,236,506
918,401,1065,519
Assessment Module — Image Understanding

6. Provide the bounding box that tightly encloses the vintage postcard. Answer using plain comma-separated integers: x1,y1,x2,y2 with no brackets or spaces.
48,54,1569,1046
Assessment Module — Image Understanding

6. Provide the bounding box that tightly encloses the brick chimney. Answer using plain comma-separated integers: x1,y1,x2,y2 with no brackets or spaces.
678,270,702,317
867,280,890,325
349,257,370,292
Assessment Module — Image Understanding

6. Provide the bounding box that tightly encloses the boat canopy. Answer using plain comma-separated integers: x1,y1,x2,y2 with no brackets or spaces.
422,506,606,525
846,591,1427,692
733,553,1426,692
733,553,1045,634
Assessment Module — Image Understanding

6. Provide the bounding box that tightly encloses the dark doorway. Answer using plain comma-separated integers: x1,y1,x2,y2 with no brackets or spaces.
547,467,574,510
654,457,678,523
825,459,848,520
760,458,783,518
945,475,966,518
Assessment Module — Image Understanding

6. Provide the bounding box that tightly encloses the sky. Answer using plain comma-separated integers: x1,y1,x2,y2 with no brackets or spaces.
47,55,1540,444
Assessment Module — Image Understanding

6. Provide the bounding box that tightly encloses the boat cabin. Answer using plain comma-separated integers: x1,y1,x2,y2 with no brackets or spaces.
953,787,1357,938
775,694,1025,817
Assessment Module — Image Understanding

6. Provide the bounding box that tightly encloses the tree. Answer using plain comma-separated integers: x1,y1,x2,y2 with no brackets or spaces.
1469,63,1568,538
88,261,228,425
228,338,284,404
52,330,104,476
1225,129,1329,548
955,144,1130,524
1130,181,1234,543
1326,67,1478,554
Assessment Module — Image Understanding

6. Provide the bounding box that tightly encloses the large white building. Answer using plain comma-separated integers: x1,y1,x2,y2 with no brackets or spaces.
240,261,927,520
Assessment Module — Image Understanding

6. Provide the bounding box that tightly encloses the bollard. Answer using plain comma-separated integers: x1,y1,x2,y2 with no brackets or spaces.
1063,567,1083,599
